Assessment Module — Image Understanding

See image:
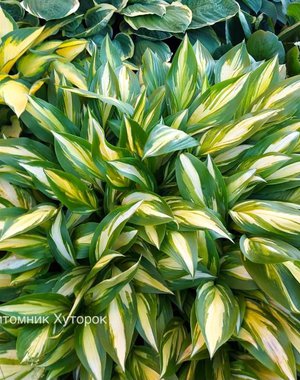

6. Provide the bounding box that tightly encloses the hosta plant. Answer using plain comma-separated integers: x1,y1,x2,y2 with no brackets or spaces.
2,0,300,69
1,36,300,379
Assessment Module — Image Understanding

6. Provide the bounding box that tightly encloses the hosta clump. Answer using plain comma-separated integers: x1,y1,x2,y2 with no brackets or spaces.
1,36,300,379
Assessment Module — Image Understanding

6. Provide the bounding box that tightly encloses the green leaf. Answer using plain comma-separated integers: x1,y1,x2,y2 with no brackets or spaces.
20,0,79,20
182,0,239,28
45,169,99,214
124,2,192,33
166,35,197,113
196,281,239,357
107,158,155,191
143,123,198,159
0,293,71,322
247,31,285,63
193,40,215,87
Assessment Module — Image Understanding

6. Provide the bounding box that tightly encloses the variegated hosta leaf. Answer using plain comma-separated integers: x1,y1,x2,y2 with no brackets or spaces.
220,248,256,291
136,292,159,352
175,153,222,213
0,233,48,255
16,324,54,364
21,96,79,143
166,35,197,113
252,75,300,121
90,112,127,161
20,160,60,198
52,60,87,90
0,137,55,168
199,110,279,155
0,348,45,379
20,0,79,21
121,116,147,157
41,335,74,368
107,158,155,191
141,49,168,95
160,318,190,378
45,169,99,214
53,132,104,182
230,200,300,246
48,209,76,269
143,123,198,159
240,56,279,113
133,259,173,295
196,281,239,357
243,257,300,313
121,191,173,225
193,40,215,88
238,301,296,380
190,304,206,358
0,252,51,274
75,322,106,380
169,199,232,240
214,42,251,83
0,293,71,322
0,27,44,73
138,224,165,249
240,235,300,263
187,73,249,135
90,201,142,262
0,79,29,117
0,6,16,38
53,266,88,296
98,277,136,371
161,230,198,276
127,347,160,380
0,204,57,241
272,309,300,356
225,169,261,207
84,261,139,314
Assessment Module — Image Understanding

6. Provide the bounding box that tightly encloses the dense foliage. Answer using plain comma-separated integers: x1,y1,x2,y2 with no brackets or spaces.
0,27,300,379
1,0,300,379
1,0,300,68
